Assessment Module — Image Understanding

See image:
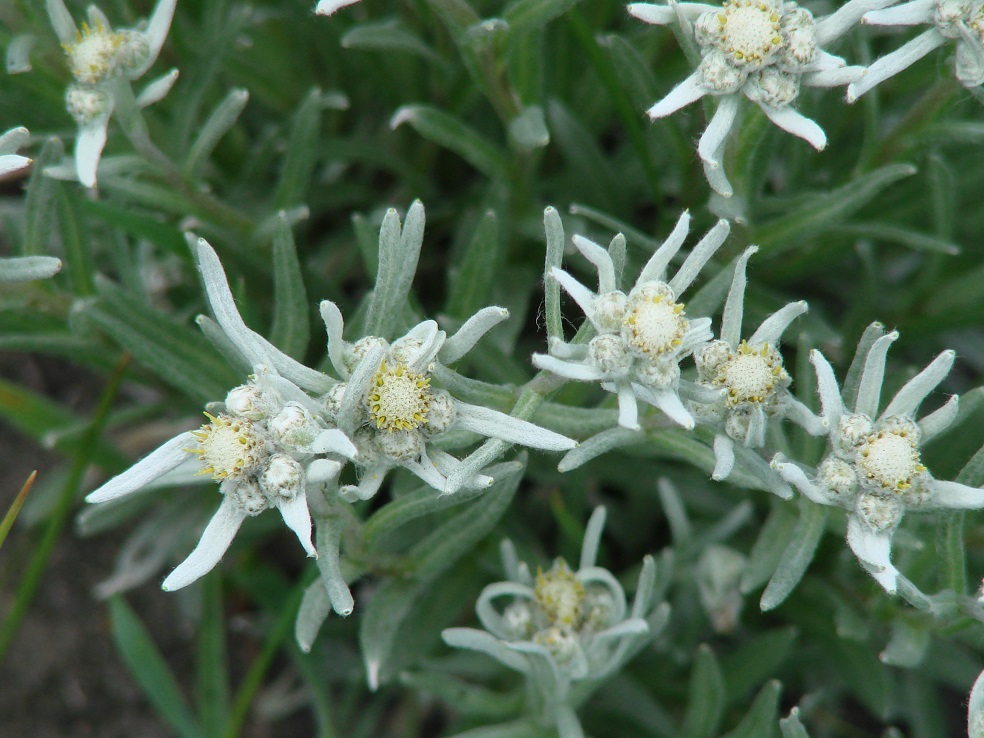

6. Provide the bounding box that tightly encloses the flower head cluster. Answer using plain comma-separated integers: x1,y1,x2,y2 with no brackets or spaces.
86,239,356,591
443,508,665,736
688,246,825,489
628,0,867,195
772,325,984,592
848,0,984,98
534,212,730,431
319,301,576,500
46,0,178,187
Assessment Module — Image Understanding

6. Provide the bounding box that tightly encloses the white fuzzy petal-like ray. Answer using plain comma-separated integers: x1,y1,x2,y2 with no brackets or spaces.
454,401,577,451
572,235,618,294
697,96,740,168
75,115,111,188
758,104,827,151
855,332,899,418
638,210,691,285
882,350,955,419
721,246,758,348
670,219,730,296
750,300,808,346
441,307,509,365
277,493,316,557
847,31,946,101
87,432,197,503
846,515,898,593
647,72,707,119
162,496,247,591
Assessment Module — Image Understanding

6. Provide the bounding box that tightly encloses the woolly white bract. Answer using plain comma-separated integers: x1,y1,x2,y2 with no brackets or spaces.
534,212,729,431
772,324,984,593
848,0,984,99
45,0,178,187
628,0,869,195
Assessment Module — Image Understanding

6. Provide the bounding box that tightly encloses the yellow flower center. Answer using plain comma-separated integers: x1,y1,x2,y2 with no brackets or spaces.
63,21,123,85
718,0,782,67
367,361,432,432
190,413,264,481
857,427,927,492
534,560,586,628
715,341,785,406
622,285,688,358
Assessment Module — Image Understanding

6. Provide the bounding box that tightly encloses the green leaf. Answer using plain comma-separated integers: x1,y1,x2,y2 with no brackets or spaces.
184,88,250,179
274,87,324,209
0,377,127,470
779,708,812,738
720,681,781,738
269,214,310,360
880,619,929,668
108,597,203,738
78,282,240,403
721,628,797,701
682,644,726,738
81,199,186,257
759,500,828,611
23,137,63,257
54,182,94,295
827,223,960,255
390,105,509,180
508,105,550,151
447,210,501,319
548,100,621,215
359,463,522,688
341,20,444,62
364,201,425,340
400,671,522,718
195,574,229,737
752,164,917,256
503,0,586,32
740,501,798,595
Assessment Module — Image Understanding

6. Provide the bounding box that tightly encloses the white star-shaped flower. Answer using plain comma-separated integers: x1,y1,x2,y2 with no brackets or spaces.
46,0,178,187
86,238,356,592
848,0,984,99
689,246,825,495
772,325,984,593
319,300,577,499
628,0,870,195
443,508,663,738
533,211,730,431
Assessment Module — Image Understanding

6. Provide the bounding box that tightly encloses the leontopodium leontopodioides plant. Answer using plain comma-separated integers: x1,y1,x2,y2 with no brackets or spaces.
847,0,984,99
533,211,730,432
45,0,178,187
771,324,984,593
443,507,667,738
689,246,825,496
86,236,357,593
627,0,877,196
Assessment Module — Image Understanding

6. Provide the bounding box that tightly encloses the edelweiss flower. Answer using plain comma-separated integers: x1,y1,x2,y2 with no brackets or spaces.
86,238,356,591
848,0,984,98
689,246,824,491
46,0,178,187
533,212,730,431
628,0,867,195
772,325,984,593
443,508,664,737
319,301,577,498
